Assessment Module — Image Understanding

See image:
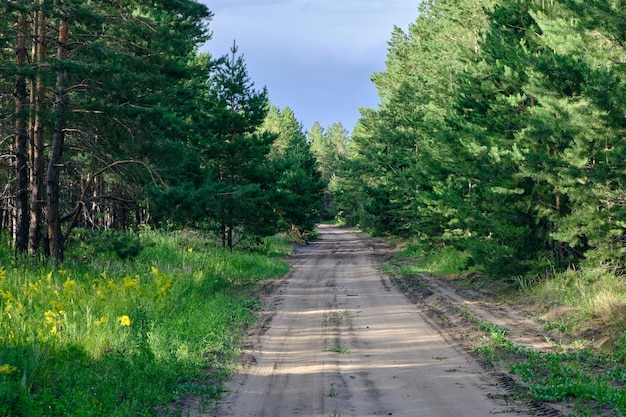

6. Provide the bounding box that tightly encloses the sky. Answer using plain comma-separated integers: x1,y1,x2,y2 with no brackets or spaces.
198,0,420,133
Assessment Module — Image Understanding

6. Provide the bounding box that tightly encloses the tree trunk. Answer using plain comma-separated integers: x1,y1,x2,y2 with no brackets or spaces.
29,7,47,256
47,8,69,262
14,12,30,254
113,184,126,231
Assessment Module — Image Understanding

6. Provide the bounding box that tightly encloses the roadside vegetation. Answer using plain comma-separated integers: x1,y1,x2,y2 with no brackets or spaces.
0,229,291,417
333,1,626,413
388,242,626,416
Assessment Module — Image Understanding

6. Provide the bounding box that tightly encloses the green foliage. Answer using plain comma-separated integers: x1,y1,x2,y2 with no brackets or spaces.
333,0,626,280
528,265,626,320
398,243,472,277
473,314,626,415
67,229,143,260
0,229,290,416
200,42,280,248
264,106,327,235
308,121,350,220
0,0,215,258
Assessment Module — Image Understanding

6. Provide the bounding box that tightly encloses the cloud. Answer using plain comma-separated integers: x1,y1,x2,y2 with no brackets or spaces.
198,0,419,130
206,0,415,63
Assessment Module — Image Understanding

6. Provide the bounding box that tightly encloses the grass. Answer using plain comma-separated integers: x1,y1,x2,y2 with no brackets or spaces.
527,266,626,323
388,237,626,415
393,242,473,277
475,328,626,416
325,383,338,398
0,228,291,417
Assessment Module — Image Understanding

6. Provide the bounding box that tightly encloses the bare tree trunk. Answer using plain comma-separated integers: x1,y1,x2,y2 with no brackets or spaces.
113,184,126,231
47,8,69,262
29,6,47,255
14,12,30,254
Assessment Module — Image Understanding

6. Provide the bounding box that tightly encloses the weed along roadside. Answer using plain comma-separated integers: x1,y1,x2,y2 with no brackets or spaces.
386,244,626,417
0,229,291,417
4,226,626,417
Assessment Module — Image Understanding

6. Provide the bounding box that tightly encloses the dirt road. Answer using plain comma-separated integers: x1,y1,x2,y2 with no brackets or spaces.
216,225,532,417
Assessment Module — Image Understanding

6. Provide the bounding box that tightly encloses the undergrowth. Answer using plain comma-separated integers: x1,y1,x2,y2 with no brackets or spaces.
393,243,473,277
475,325,626,416
391,239,626,416
0,228,291,417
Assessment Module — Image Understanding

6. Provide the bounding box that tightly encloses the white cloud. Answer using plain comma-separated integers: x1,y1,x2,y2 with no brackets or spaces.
198,0,419,130
205,0,415,63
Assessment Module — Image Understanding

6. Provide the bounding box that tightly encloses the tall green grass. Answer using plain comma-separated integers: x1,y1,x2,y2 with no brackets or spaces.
526,266,626,321
395,242,472,277
0,229,290,417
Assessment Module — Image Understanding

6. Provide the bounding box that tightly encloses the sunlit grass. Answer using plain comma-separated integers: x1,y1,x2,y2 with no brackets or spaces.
474,324,626,416
0,229,291,416
527,266,626,321
395,242,472,277
387,236,626,415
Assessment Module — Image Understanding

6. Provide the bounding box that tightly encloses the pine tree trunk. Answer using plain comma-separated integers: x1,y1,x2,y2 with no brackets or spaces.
113,184,126,231
28,7,47,256
14,12,30,254
47,9,69,262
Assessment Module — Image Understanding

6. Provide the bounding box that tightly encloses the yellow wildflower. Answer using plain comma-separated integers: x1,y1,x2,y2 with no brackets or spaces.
0,364,17,375
97,316,109,325
118,315,131,327
44,310,57,324
123,276,140,291
157,276,172,298
50,300,64,311
63,279,78,297
44,310,64,335
3,303,12,319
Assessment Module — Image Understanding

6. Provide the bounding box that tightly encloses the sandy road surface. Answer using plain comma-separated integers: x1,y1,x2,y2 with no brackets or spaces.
216,225,531,417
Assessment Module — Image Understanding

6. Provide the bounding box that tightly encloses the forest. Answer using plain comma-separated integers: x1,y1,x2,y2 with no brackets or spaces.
0,0,331,260
1,0,626,415
0,2,343,414
6,0,622,280
335,0,626,280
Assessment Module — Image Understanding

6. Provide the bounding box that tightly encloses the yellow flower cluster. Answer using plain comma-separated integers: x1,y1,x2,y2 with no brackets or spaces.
62,279,78,298
151,267,173,299
1,289,22,320
44,310,65,335
118,315,131,327
0,364,17,375
123,275,141,291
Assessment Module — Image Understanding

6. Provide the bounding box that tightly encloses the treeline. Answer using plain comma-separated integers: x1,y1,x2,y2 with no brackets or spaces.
335,0,626,278
0,0,325,261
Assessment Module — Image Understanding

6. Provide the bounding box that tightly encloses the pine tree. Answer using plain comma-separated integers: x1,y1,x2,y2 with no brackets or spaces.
0,0,213,259
204,42,274,249
335,0,496,240
264,106,326,236
307,121,349,219
518,0,626,270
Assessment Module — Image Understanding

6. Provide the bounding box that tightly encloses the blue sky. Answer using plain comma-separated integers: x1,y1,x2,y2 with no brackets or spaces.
199,0,419,133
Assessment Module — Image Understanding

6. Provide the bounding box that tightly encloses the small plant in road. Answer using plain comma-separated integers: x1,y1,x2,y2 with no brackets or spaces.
325,346,350,354
325,383,338,397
